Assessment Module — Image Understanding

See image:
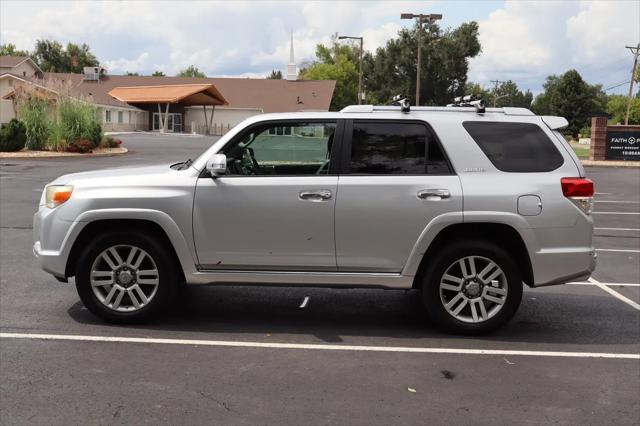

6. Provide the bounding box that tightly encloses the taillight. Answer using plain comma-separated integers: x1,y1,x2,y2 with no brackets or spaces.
561,177,594,215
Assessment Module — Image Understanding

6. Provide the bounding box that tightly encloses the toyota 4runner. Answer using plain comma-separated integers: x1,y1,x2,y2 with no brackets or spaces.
33,103,596,334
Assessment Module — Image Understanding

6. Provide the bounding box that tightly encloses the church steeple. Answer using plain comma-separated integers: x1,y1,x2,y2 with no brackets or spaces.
286,31,298,81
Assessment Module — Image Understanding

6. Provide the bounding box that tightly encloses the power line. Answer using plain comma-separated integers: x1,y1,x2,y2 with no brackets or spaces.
490,79,505,107
604,80,631,91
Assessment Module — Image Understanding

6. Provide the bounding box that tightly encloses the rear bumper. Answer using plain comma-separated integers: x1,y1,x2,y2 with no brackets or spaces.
531,247,596,287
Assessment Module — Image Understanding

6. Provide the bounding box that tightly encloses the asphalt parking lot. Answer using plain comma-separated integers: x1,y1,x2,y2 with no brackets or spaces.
1,133,639,425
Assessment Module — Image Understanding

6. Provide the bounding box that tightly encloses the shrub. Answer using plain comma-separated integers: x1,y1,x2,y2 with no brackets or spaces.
100,136,123,148
66,138,93,153
19,98,50,150
0,119,27,152
89,121,103,148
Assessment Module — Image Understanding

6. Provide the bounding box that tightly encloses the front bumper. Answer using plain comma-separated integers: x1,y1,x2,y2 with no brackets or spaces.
33,206,82,279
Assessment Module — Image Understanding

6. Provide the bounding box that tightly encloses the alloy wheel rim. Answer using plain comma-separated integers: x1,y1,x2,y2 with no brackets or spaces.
90,245,159,312
439,256,508,323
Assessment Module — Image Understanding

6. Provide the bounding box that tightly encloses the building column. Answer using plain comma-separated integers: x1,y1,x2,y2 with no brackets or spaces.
163,103,170,133
590,116,608,161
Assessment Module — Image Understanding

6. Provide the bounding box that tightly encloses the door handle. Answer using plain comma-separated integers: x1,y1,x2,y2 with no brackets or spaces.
299,189,332,202
417,189,451,200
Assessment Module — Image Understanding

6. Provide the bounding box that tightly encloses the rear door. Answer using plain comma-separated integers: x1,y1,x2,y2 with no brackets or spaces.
335,119,462,272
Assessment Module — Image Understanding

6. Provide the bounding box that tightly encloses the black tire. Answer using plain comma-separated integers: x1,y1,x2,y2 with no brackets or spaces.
75,229,178,323
420,240,523,335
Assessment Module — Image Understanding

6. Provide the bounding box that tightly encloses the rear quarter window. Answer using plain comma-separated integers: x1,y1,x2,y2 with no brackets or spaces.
462,121,564,172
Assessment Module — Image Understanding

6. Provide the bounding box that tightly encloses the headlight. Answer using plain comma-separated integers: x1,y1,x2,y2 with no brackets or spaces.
45,185,73,208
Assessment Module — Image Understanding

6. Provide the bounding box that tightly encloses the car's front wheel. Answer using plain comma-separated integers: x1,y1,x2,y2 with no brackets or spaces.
75,230,178,323
421,240,523,334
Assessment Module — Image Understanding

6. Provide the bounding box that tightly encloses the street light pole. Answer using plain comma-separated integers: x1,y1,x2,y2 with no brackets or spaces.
339,35,364,104
401,13,442,106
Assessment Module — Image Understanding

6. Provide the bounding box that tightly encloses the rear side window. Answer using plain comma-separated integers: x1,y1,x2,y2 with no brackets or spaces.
462,122,564,172
350,121,452,174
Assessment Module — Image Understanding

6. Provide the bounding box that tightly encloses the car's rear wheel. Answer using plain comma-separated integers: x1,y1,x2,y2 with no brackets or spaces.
421,240,523,334
75,230,177,323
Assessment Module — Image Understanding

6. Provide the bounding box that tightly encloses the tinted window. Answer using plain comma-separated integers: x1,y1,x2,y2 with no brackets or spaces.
350,122,451,174
223,122,336,176
463,122,564,172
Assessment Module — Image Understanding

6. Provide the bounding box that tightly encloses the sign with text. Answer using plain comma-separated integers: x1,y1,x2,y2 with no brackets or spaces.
606,131,640,160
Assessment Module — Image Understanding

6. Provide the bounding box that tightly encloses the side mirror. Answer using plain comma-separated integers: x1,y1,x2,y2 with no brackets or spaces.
206,154,227,177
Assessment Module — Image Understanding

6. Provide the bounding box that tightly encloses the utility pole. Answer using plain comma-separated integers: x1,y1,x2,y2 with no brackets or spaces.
624,43,639,125
401,13,442,106
490,79,505,107
338,35,364,104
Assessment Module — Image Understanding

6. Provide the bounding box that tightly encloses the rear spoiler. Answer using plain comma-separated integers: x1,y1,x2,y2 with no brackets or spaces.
541,116,569,130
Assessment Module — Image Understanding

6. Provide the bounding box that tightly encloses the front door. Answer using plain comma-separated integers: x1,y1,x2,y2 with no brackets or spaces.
193,120,342,271
153,113,182,132
335,120,462,272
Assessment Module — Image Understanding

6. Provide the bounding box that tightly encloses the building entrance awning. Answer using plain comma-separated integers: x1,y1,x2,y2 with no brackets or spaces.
107,83,228,106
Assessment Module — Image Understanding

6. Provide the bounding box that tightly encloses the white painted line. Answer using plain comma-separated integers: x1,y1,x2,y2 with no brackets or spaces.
594,200,640,204
1,332,638,360
589,277,640,311
299,296,309,308
595,227,640,232
593,212,640,215
596,249,640,253
568,282,640,287
595,192,613,195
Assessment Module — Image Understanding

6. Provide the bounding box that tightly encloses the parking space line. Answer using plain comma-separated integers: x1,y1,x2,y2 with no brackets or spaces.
0,332,638,360
594,200,640,204
589,278,640,311
568,282,640,287
593,212,640,215
596,249,640,253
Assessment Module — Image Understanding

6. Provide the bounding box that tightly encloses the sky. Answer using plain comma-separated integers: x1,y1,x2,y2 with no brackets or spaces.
1,0,638,96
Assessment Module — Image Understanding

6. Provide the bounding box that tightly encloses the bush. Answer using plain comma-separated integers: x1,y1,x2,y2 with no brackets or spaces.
66,138,93,153
89,121,102,148
100,136,123,148
19,98,50,150
0,119,27,152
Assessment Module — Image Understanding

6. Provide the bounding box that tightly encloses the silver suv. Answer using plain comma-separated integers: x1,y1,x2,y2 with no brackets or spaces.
33,104,596,334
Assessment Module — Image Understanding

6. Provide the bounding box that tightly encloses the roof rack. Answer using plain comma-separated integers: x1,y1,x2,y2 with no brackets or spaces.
340,104,534,116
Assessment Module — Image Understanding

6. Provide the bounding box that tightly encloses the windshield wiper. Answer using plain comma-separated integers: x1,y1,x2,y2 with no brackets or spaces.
173,158,193,170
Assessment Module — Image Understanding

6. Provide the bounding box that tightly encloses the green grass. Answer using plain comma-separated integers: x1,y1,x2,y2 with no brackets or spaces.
569,142,590,159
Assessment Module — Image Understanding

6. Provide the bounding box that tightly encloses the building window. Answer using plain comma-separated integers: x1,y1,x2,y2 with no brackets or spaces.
105,110,111,123
118,111,123,123
128,111,131,124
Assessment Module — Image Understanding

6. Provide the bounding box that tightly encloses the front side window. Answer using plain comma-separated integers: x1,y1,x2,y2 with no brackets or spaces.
349,121,451,174
223,121,336,176
463,121,564,172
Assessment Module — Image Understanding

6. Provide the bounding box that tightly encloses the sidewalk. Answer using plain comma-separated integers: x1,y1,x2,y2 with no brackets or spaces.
581,159,640,167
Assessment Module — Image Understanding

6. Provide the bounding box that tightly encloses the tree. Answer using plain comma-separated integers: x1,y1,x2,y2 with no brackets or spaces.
151,71,166,77
125,71,140,76
0,43,29,57
31,40,99,72
177,65,205,78
364,21,481,106
492,80,533,108
267,69,283,79
532,70,607,136
607,94,640,125
300,34,360,110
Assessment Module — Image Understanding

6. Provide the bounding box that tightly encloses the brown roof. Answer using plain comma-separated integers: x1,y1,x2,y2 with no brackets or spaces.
0,56,30,67
42,73,335,112
108,83,227,106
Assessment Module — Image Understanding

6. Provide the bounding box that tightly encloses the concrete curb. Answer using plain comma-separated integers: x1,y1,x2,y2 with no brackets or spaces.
581,159,640,168
0,147,128,159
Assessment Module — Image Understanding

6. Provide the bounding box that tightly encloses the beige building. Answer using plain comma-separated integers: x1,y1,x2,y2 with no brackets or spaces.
0,54,335,134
